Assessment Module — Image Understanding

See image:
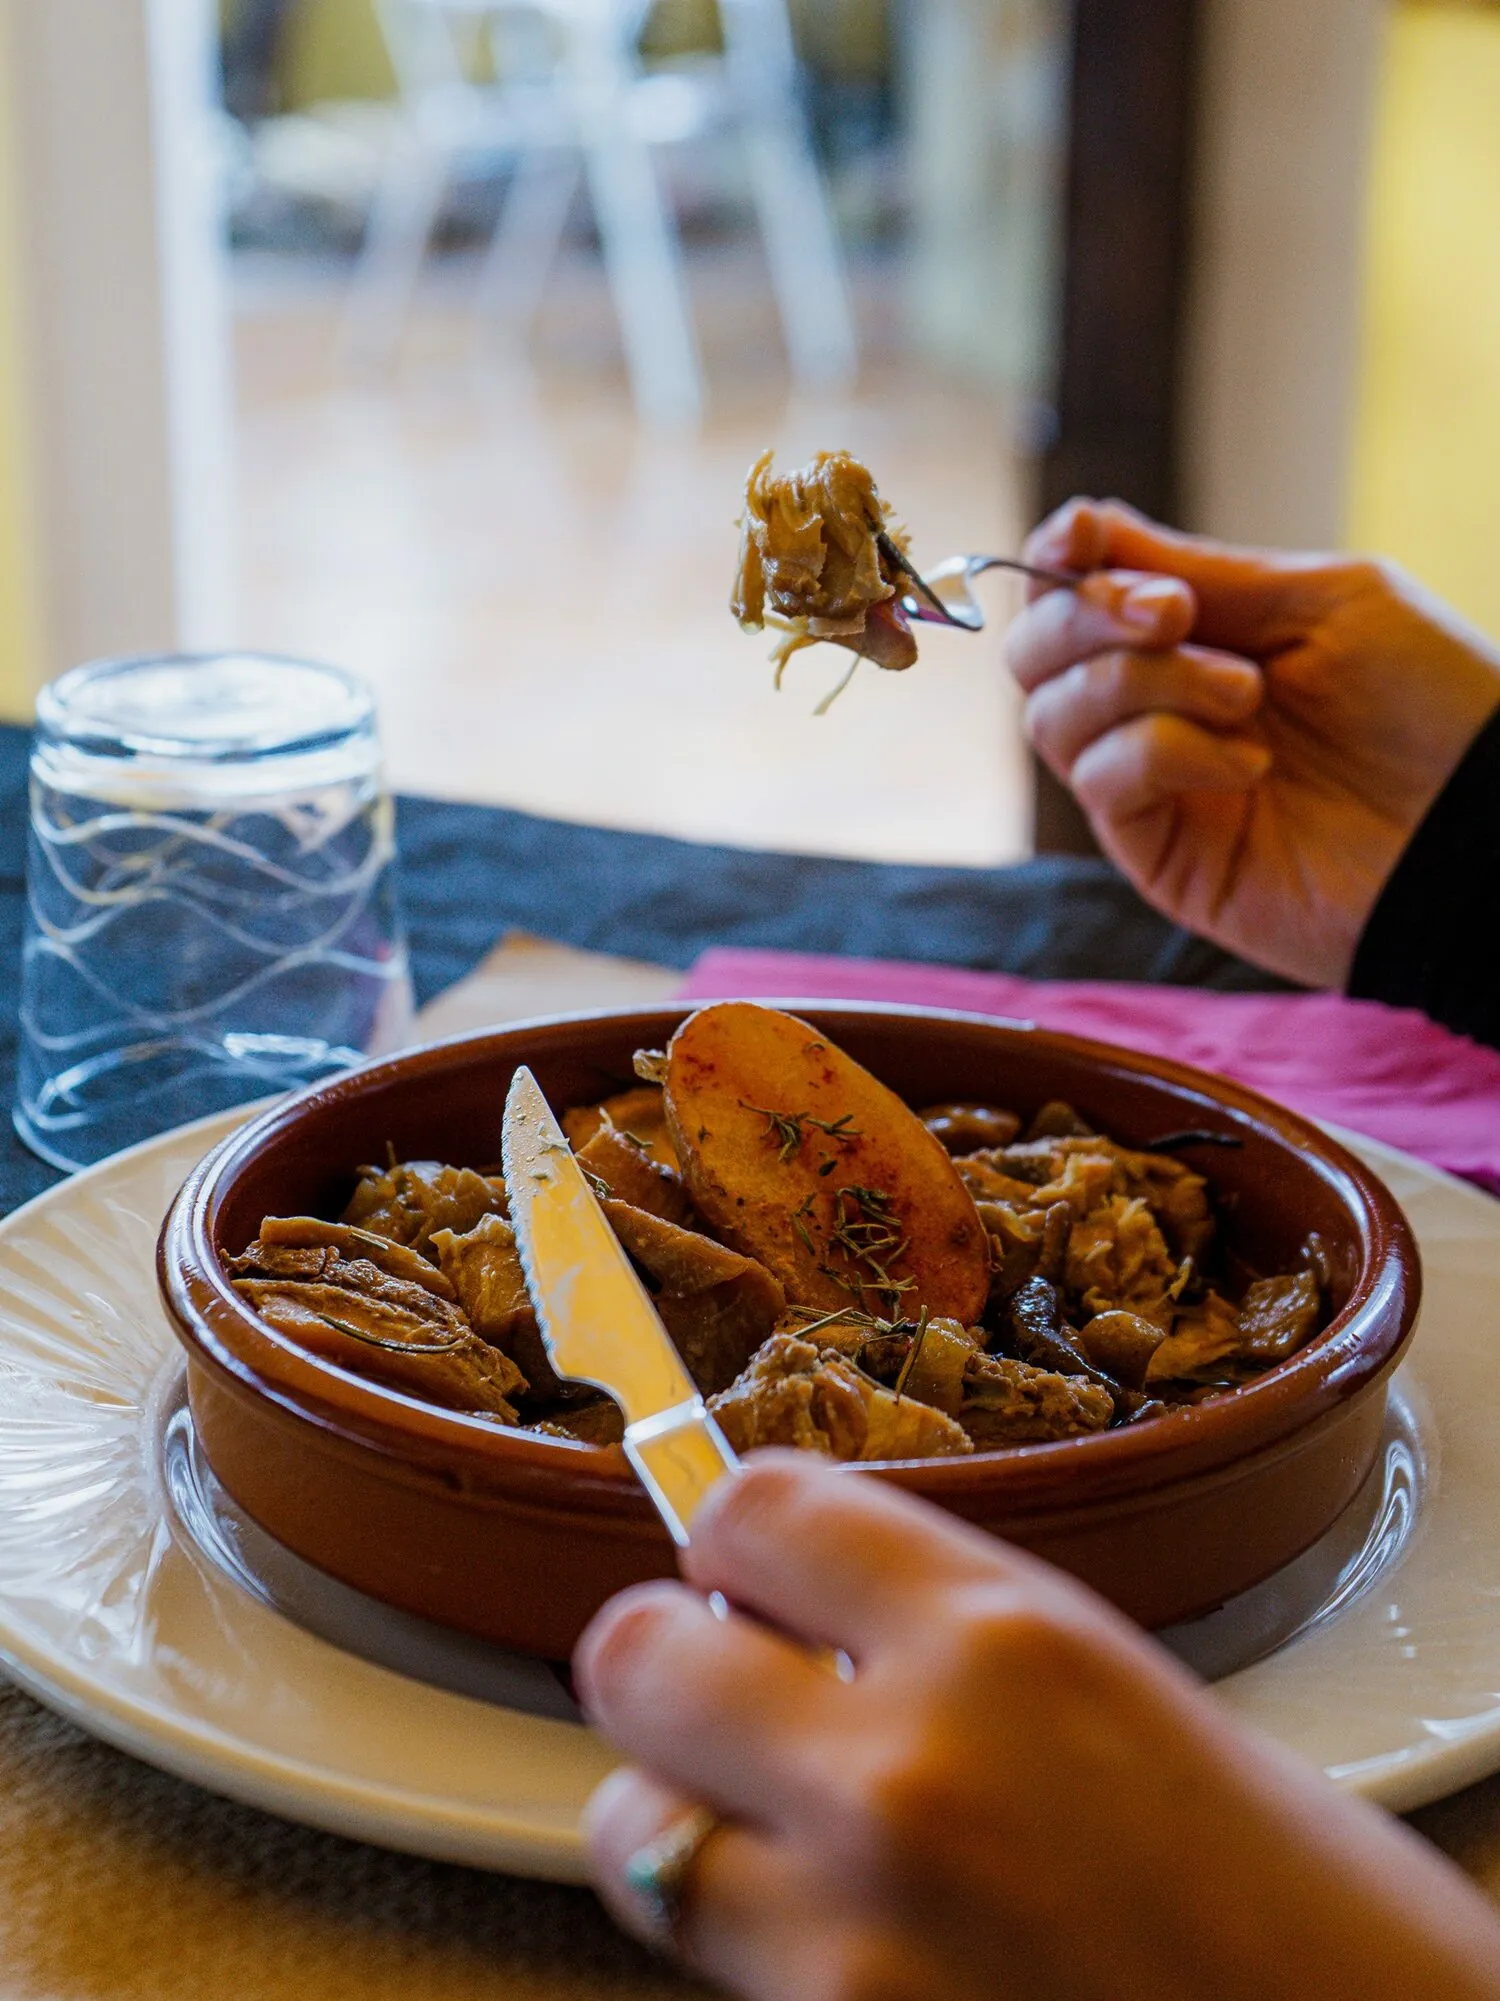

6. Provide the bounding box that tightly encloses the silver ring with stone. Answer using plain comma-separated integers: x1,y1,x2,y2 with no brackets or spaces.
623,1806,720,1945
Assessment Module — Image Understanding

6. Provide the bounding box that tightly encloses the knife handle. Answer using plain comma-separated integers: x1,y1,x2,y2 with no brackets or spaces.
623,1399,740,1548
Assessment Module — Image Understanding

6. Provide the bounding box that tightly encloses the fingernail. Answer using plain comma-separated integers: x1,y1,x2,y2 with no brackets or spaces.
1023,541,1064,579
1120,578,1182,630
581,1765,638,1840
1211,667,1263,716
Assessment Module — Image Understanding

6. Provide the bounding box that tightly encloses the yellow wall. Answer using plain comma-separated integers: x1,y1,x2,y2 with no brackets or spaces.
0,25,38,721
271,0,887,108
1349,4,1500,640
278,0,393,108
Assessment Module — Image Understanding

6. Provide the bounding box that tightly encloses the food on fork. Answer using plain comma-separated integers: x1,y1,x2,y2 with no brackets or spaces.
731,449,918,699
226,1004,1331,1465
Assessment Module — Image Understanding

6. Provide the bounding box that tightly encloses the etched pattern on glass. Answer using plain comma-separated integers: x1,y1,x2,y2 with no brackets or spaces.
17,747,410,1167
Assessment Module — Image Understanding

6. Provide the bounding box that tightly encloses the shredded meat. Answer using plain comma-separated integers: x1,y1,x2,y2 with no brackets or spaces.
828,1317,980,1417
770,1294,1117,1447
603,1199,786,1396
710,1334,971,1461
732,449,917,676
961,1135,1212,1265
231,1214,526,1418
575,1124,694,1226
1066,1195,1178,1323
960,1354,1114,1447
562,1085,679,1170
238,1214,459,1299
430,1213,574,1402
1145,1290,1255,1387
231,1232,459,1332
342,1158,507,1253
1061,1138,1214,1261
231,1272,524,1420
1147,1271,1322,1385
527,1397,625,1447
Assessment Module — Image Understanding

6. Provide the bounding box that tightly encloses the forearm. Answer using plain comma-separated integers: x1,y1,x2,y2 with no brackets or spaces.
1190,1730,1500,2001
1349,705,1500,1050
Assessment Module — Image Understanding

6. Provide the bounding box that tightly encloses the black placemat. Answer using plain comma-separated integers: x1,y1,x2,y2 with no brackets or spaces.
0,722,1290,1214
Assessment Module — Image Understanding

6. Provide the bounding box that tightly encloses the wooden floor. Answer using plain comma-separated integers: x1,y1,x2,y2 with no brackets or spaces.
233,248,1034,866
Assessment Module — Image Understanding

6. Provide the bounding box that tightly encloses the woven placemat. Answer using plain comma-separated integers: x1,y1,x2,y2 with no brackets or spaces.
0,1684,700,2000
0,1676,1493,1998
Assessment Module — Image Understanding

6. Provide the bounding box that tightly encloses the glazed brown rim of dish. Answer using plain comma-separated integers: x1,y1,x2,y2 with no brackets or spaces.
158,1002,1421,1519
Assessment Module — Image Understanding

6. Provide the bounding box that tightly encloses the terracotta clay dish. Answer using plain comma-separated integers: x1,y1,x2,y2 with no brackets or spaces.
157,1004,1420,1659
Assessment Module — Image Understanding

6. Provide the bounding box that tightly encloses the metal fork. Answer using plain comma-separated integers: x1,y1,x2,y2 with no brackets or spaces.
875,529,1079,633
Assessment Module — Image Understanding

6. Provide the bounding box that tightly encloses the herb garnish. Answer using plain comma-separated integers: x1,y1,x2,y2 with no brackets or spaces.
791,1192,819,1256
315,1311,468,1355
786,1304,867,1341
742,1101,862,1164
828,1183,916,1313
892,1308,932,1401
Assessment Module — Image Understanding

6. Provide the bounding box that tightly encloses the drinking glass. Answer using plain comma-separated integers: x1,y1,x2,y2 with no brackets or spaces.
15,654,413,1172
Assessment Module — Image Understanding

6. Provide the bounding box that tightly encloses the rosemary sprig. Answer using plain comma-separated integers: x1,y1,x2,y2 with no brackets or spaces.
742,1102,863,1165
791,1192,819,1257
378,1145,424,1227
314,1310,468,1355
827,1184,916,1314
892,1308,932,1402
338,1221,410,1255
786,1303,870,1342
818,1262,861,1301
813,1113,861,1139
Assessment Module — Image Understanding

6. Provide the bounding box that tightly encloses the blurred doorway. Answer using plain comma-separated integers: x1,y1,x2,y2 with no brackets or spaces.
223,0,1066,864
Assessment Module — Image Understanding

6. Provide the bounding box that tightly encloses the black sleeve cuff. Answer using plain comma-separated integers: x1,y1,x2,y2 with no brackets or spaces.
1349,703,1500,1048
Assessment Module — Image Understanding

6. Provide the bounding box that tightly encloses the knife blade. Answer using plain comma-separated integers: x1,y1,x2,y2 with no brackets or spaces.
502,1064,739,1546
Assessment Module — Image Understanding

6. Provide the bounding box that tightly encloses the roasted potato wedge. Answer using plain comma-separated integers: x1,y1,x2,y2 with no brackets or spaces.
663,1002,989,1322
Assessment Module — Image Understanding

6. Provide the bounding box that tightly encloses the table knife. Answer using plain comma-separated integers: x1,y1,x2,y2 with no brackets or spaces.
502,1064,740,1546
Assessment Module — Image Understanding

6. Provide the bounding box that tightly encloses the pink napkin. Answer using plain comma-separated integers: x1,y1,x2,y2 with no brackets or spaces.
680,948,1500,1198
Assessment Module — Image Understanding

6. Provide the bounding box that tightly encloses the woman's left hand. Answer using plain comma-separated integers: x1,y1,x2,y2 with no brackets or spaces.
576,1454,1500,2001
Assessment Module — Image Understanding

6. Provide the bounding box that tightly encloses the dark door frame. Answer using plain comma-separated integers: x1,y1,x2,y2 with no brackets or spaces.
1033,0,1202,852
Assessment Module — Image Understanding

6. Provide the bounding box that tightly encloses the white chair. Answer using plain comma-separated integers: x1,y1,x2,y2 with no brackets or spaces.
345,0,857,422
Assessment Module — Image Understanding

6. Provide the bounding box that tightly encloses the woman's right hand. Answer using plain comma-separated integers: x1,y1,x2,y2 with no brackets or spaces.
579,1456,1500,2001
1004,501,1500,988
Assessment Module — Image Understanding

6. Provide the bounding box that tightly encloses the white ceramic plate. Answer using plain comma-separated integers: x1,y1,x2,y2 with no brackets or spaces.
0,1112,1496,1881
